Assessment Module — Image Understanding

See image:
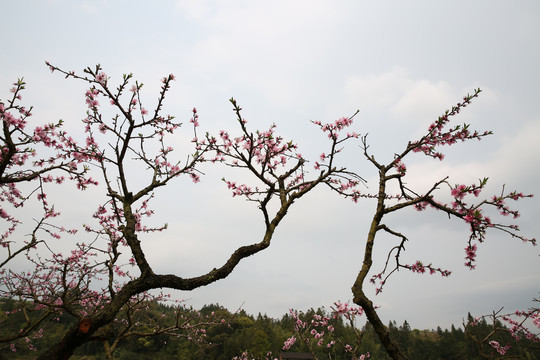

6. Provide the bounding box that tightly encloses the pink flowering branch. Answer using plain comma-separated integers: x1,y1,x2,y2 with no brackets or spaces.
0,238,108,354
0,64,220,356
349,89,536,360
464,300,539,359
0,63,371,360
197,98,364,231
43,63,211,278
1,77,93,350
99,295,229,360
281,302,370,360
1,79,91,268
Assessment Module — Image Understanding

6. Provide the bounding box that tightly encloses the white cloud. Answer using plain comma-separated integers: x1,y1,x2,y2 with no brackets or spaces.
391,79,455,123
344,66,412,110
491,120,540,182
175,0,212,20
342,67,477,128
80,0,109,13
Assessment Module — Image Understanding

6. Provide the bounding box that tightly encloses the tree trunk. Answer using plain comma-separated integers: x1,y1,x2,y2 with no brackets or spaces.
353,290,408,360
36,325,90,360
350,167,409,360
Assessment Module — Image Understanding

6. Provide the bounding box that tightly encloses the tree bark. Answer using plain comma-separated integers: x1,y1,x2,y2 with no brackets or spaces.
353,289,408,360
350,166,409,360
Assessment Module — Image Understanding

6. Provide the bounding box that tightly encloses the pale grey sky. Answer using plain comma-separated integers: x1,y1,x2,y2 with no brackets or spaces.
1,0,539,330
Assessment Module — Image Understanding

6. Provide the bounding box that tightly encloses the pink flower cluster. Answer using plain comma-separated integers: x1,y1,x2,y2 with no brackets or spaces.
410,89,491,160
225,181,254,198
464,244,477,268
488,340,511,355
195,99,362,204
406,260,452,277
282,335,297,350
447,178,536,268
312,116,358,141
370,256,452,294
467,302,538,358
332,301,364,319
393,158,406,176
1,78,95,256
282,302,369,358
85,88,100,109
502,310,540,342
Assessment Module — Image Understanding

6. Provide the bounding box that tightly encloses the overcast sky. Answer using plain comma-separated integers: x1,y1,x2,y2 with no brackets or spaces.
2,0,539,331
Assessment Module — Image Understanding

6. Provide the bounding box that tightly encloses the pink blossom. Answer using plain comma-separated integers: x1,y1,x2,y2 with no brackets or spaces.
96,72,107,85
283,336,296,350
489,340,510,355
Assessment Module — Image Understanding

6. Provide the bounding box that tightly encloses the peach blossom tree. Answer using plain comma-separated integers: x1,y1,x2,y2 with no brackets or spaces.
0,63,362,360
343,90,536,359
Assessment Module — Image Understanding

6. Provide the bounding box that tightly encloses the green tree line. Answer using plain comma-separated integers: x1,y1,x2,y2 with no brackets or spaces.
1,299,538,360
